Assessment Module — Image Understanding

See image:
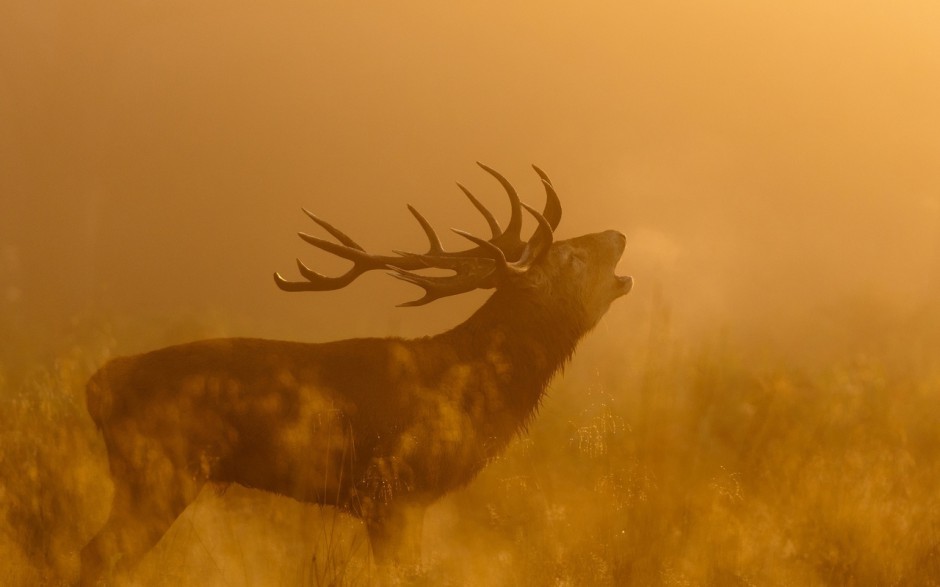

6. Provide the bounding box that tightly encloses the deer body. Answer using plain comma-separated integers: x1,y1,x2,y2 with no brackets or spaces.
80,165,632,585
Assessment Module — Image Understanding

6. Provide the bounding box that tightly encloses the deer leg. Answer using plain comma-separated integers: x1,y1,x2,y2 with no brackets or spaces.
365,500,427,567
80,441,203,586
80,483,196,586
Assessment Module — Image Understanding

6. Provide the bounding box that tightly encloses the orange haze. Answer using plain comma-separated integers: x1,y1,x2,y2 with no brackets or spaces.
2,2,940,584
2,1,938,349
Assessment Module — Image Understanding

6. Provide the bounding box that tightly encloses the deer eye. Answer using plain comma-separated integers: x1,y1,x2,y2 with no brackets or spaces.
568,253,587,271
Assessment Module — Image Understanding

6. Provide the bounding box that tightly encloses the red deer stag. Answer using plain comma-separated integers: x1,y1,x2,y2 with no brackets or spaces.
80,164,633,585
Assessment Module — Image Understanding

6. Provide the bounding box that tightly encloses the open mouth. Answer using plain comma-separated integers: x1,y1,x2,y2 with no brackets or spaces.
614,274,634,296
608,231,631,296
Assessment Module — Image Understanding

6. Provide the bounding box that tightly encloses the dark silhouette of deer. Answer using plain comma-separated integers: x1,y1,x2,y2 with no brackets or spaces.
79,164,633,585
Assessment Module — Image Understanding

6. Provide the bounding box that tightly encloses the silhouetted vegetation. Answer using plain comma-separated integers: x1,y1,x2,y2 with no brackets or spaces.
2,296,939,585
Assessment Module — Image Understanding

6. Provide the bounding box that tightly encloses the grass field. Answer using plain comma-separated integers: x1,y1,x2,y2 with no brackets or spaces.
2,296,939,586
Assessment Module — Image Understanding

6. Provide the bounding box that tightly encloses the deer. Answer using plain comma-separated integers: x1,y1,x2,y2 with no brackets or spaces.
79,163,633,585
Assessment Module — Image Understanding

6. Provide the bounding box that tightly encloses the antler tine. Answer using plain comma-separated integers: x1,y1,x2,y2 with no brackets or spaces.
274,270,319,292
272,258,369,292
395,200,499,260
456,183,501,239
450,228,531,278
296,231,369,261
451,229,509,265
404,205,445,255
302,209,366,251
274,211,428,292
388,259,497,307
476,162,524,253
355,165,552,265
513,203,554,269
531,165,562,230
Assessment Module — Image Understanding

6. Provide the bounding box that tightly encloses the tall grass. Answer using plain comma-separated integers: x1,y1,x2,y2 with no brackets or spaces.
1,299,939,585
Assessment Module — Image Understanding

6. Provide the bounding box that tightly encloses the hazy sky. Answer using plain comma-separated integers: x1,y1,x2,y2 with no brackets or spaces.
2,1,939,347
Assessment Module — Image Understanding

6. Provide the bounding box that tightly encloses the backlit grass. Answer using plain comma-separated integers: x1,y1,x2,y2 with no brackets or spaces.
2,299,939,585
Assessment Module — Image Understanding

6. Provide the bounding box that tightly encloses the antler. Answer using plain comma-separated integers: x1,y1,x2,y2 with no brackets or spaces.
273,163,561,306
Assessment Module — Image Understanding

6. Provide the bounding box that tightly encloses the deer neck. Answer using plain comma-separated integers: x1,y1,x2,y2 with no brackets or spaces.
432,288,588,437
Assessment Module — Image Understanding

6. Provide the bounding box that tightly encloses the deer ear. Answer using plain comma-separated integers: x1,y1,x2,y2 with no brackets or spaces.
567,252,587,272
504,257,549,291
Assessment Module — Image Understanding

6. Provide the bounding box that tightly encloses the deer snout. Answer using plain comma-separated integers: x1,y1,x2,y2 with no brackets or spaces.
604,230,627,256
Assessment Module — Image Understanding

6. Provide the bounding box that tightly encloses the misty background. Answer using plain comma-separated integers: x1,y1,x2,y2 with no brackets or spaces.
2,0,939,356
4,3,940,584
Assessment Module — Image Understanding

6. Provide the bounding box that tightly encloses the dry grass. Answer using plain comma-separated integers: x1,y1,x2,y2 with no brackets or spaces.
2,299,939,586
